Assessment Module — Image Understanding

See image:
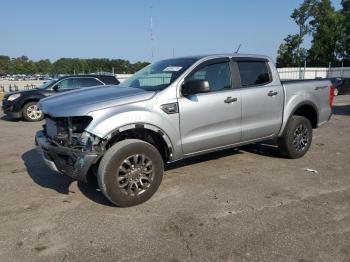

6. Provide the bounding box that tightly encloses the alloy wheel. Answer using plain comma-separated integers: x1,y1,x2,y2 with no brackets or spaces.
116,154,155,197
26,104,42,120
293,124,309,152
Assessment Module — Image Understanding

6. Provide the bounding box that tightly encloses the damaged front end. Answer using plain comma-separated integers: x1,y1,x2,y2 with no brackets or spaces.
35,115,105,182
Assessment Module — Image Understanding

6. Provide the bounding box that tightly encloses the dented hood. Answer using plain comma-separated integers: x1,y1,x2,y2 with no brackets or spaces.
39,85,155,117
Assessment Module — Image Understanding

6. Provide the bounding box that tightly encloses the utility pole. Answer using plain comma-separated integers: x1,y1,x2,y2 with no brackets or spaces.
173,48,175,58
150,6,154,61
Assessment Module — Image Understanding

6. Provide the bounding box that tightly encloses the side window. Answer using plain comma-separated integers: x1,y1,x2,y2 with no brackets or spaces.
187,62,231,92
57,78,80,90
237,61,271,87
79,78,102,87
98,76,120,85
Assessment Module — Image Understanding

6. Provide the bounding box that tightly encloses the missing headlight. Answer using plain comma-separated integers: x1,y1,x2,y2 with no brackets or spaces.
45,115,93,147
70,116,93,133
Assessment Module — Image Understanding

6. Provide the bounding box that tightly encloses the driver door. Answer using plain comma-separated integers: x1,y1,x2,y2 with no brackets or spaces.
179,58,242,155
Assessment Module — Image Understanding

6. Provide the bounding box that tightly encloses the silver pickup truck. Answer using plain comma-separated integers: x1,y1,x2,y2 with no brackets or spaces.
36,54,334,207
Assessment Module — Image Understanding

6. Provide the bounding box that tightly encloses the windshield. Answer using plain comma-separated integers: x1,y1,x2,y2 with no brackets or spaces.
37,79,57,89
119,58,199,91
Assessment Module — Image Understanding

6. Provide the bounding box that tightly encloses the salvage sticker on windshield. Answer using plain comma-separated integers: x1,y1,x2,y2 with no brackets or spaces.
163,66,183,72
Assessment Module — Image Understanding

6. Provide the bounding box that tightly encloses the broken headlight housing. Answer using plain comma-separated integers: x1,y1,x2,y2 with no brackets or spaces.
45,115,94,148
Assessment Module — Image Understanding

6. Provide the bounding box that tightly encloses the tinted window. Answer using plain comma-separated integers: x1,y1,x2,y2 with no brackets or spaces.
79,78,102,87
237,61,271,87
57,78,80,90
187,62,231,92
98,76,120,85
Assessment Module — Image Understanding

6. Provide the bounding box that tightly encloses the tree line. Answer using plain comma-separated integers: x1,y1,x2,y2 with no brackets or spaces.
277,0,350,67
0,55,150,75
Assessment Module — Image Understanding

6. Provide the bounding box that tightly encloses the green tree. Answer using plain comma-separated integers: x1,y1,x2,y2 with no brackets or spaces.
341,0,350,63
0,55,150,75
36,59,52,74
307,0,344,66
277,34,307,67
0,55,10,75
277,0,347,67
277,0,316,67
291,0,317,62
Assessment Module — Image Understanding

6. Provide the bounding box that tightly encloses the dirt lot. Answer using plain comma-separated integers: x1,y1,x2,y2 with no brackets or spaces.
0,96,350,262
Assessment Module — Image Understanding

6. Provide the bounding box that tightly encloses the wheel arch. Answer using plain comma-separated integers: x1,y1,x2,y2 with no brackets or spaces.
104,123,174,162
291,102,318,128
279,101,319,137
19,96,44,109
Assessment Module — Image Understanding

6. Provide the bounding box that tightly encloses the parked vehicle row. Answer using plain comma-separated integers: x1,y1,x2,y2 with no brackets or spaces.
2,74,119,121
34,54,334,207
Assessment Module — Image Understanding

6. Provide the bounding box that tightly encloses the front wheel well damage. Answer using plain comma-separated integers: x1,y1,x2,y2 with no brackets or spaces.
104,128,171,162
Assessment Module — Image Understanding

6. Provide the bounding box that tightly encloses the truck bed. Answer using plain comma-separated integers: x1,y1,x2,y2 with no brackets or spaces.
281,79,332,132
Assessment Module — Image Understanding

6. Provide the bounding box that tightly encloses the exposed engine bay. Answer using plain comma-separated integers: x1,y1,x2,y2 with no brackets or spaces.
44,115,102,151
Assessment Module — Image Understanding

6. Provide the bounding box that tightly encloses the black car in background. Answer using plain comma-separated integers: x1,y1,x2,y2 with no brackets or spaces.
2,74,119,121
329,77,350,96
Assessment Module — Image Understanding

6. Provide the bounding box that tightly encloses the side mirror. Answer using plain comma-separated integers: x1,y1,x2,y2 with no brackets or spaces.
52,84,60,91
182,79,210,96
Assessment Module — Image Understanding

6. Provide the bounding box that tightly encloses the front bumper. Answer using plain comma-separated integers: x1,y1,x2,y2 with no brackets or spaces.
2,99,22,118
35,130,98,182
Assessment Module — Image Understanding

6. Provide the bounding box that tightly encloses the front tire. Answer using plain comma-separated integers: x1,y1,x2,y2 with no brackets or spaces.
97,139,164,207
22,101,43,122
278,116,313,159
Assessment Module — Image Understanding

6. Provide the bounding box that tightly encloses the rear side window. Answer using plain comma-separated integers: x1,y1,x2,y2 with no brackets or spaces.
98,76,120,85
237,61,271,87
79,78,103,87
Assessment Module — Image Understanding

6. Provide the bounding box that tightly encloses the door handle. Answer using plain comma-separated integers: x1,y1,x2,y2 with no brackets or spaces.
267,91,278,97
224,97,238,104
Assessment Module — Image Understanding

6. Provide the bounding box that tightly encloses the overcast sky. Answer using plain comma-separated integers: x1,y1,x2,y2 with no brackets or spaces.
0,0,342,62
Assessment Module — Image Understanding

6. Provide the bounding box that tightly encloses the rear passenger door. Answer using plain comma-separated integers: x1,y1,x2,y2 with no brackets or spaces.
234,59,283,141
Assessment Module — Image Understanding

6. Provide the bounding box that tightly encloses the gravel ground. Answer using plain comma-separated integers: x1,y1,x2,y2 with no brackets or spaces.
0,96,349,262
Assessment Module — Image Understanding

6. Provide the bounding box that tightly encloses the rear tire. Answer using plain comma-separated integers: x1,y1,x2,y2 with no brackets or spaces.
97,139,164,207
22,101,43,122
278,116,313,159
